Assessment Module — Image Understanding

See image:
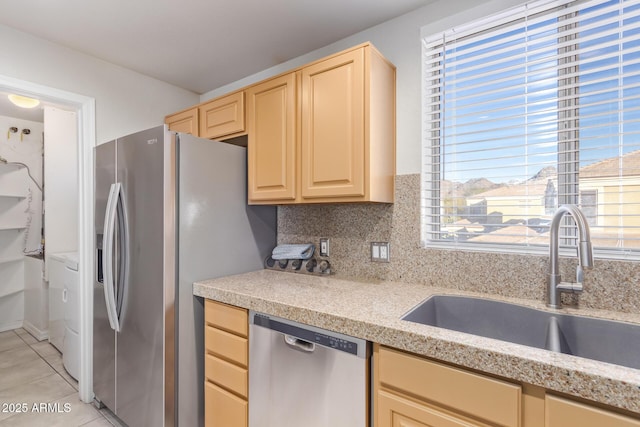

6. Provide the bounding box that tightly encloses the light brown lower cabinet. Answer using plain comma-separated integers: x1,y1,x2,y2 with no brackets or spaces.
204,300,248,427
374,344,640,427
204,382,248,427
545,394,640,427
200,304,640,427
375,344,521,427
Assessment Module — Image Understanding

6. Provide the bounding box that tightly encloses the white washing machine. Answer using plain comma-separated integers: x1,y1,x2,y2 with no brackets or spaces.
48,252,73,352
62,253,79,380
47,251,79,380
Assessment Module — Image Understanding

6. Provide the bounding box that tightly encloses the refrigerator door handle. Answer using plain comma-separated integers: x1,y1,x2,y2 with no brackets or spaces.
115,181,130,326
103,182,121,332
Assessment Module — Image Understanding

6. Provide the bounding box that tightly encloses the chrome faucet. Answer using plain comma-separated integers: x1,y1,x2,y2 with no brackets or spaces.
547,205,594,308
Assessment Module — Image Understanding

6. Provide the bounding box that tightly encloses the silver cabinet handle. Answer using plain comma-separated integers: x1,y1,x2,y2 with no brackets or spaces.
284,334,315,352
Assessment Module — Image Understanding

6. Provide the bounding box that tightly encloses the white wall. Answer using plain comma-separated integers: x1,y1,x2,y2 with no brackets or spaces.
201,0,527,175
44,106,78,258
0,24,199,144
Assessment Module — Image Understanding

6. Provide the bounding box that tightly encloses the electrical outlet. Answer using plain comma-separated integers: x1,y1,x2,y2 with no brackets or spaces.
319,238,329,257
371,242,390,263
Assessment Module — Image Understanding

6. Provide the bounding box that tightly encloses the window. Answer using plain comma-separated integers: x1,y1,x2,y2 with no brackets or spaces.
422,0,640,258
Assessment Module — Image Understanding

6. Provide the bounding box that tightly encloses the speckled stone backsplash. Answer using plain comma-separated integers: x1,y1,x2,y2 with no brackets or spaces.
278,174,640,314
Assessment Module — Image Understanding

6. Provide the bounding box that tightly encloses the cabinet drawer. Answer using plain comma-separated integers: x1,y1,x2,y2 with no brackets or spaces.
204,381,247,427
205,326,248,366
205,353,248,398
204,299,248,337
378,346,521,427
199,91,245,139
546,395,640,427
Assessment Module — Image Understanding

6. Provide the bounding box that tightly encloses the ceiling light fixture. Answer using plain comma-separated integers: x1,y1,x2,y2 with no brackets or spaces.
8,94,40,109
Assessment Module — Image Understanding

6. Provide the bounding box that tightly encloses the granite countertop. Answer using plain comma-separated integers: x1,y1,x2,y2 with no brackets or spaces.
194,269,640,414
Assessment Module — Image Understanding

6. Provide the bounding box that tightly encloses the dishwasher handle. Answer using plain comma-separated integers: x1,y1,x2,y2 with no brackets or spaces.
284,335,316,352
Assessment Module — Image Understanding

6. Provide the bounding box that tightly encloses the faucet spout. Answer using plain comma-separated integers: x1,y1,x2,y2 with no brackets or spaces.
547,205,594,308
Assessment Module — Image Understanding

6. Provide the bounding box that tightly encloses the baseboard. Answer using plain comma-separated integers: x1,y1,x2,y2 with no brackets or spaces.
0,320,23,333
21,320,49,341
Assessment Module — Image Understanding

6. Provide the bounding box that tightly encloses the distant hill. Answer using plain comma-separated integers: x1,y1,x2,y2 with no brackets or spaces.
529,166,557,180
439,166,558,199
440,178,504,199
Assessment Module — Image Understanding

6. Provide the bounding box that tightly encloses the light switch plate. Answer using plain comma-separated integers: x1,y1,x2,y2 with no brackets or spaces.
319,238,329,257
371,242,390,262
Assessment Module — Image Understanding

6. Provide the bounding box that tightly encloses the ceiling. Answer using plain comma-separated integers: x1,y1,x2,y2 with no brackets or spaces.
0,0,434,96
0,92,45,122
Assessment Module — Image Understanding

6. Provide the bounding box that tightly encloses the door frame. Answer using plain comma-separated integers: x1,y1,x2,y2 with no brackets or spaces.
0,74,96,403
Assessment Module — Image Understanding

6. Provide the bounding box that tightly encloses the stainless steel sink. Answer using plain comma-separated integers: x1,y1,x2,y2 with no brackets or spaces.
402,295,640,370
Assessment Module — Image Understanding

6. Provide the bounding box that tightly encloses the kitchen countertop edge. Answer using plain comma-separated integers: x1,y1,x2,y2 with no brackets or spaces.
194,269,640,414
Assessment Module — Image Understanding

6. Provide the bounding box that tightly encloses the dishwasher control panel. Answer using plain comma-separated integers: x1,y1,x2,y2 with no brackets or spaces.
251,312,368,358
321,334,358,354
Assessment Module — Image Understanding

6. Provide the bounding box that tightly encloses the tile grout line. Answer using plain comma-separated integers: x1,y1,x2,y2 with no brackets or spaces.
15,330,78,391
7,329,117,427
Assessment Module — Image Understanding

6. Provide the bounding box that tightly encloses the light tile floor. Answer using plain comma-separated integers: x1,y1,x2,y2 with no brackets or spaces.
0,329,122,427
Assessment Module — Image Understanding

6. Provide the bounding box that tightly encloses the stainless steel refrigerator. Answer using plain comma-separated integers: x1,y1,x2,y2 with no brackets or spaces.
93,125,276,427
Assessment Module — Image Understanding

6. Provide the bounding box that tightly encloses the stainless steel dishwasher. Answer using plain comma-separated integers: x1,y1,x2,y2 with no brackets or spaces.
249,311,370,427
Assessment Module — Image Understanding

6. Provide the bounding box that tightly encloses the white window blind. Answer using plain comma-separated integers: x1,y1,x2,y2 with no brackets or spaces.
422,0,640,258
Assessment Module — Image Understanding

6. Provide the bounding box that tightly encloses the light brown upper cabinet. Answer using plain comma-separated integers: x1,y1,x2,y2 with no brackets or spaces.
165,92,246,140
247,43,396,204
165,107,199,135
199,91,246,140
246,73,297,202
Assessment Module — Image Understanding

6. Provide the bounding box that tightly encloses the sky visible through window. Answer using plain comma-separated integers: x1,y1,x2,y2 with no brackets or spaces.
441,0,639,185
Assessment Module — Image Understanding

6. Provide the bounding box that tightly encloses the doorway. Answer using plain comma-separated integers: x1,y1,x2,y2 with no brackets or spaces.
0,74,95,403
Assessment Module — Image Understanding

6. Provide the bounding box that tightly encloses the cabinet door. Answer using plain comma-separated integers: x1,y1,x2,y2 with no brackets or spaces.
378,390,483,427
165,107,199,135
200,92,245,139
247,73,297,202
545,395,640,427
301,47,365,199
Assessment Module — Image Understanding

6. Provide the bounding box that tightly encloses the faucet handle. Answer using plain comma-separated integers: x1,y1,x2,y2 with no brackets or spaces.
556,265,584,294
